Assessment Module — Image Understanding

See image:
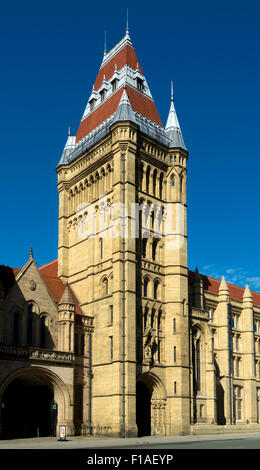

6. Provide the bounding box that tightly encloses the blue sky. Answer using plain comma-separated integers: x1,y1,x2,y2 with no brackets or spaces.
1,0,259,290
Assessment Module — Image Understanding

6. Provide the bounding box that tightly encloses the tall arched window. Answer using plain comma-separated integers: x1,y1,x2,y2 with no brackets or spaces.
144,277,149,297
153,170,157,196
27,304,33,347
180,175,183,194
40,315,47,348
152,239,159,261
154,280,160,300
196,339,201,391
100,238,103,259
142,237,148,258
146,166,151,194
171,175,175,187
13,312,20,346
159,173,164,199
101,277,108,296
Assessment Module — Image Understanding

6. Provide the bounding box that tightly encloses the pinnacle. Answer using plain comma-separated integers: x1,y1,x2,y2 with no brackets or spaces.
219,276,229,293
59,284,75,305
194,267,201,282
243,284,253,300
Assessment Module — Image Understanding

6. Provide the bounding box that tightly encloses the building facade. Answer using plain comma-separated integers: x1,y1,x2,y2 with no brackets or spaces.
0,29,260,439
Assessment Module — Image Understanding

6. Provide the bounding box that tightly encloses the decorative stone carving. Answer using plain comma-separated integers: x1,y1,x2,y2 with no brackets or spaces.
29,280,36,291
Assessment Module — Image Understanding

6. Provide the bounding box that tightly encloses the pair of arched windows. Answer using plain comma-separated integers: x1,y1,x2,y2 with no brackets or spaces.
141,238,159,261
12,305,48,348
145,166,164,199
143,278,161,300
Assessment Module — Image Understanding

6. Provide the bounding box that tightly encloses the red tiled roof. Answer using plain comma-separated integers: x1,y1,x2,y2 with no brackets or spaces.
94,44,143,91
189,270,260,307
76,84,162,142
41,273,82,315
39,259,58,277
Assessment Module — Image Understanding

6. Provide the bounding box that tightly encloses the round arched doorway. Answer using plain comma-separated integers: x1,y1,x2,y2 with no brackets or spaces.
1,374,56,439
136,373,167,437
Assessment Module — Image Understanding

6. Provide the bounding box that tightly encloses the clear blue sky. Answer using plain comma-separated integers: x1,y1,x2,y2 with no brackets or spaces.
1,0,259,290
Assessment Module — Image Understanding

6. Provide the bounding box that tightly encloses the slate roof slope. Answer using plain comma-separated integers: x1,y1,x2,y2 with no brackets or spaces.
58,30,187,167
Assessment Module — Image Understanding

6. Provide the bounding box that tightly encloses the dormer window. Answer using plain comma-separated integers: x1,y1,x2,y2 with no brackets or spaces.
111,79,117,92
100,89,106,102
89,99,95,111
137,78,144,92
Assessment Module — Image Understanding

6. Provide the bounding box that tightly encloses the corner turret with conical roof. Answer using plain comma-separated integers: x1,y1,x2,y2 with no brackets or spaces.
165,82,186,150
58,283,76,352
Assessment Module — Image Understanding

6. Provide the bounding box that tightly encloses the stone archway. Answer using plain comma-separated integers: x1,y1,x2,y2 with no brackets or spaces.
136,372,166,437
0,367,73,439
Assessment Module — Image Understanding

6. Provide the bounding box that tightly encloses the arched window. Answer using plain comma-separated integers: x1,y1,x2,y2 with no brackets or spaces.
152,170,157,196
144,277,149,297
13,312,20,346
151,309,155,329
152,239,159,261
101,277,108,296
159,173,164,199
144,307,148,329
40,315,47,348
142,237,148,258
196,339,201,391
180,175,183,194
154,280,160,300
146,166,151,194
100,238,103,259
171,175,175,187
27,304,33,347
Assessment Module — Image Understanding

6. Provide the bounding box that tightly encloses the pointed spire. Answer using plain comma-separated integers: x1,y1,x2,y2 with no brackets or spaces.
68,125,71,137
171,80,174,102
218,276,229,302
104,31,107,55
126,8,130,39
165,81,186,150
126,8,129,32
30,247,33,260
59,283,75,306
219,276,229,293
194,267,201,282
243,284,253,301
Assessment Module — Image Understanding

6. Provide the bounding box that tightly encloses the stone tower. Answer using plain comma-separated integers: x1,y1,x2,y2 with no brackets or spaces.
56,28,189,436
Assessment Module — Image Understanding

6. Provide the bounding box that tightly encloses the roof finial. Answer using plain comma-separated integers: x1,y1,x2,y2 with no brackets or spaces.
126,8,129,33
104,31,107,55
171,80,174,103
30,247,33,259
68,125,71,137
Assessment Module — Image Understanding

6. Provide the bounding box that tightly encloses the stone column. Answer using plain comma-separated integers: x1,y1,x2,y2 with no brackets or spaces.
241,285,257,423
215,277,233,424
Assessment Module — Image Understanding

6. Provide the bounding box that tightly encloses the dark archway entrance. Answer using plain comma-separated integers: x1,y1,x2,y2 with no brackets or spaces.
136,381,151,437
2,375,55,439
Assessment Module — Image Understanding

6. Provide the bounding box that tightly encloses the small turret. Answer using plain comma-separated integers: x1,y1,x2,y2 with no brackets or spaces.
243,284,253,303
218,276,229,302
165,82,186,150
58,283,76,352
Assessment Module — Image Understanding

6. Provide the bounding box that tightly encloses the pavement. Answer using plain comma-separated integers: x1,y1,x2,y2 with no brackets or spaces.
0,431,260,449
